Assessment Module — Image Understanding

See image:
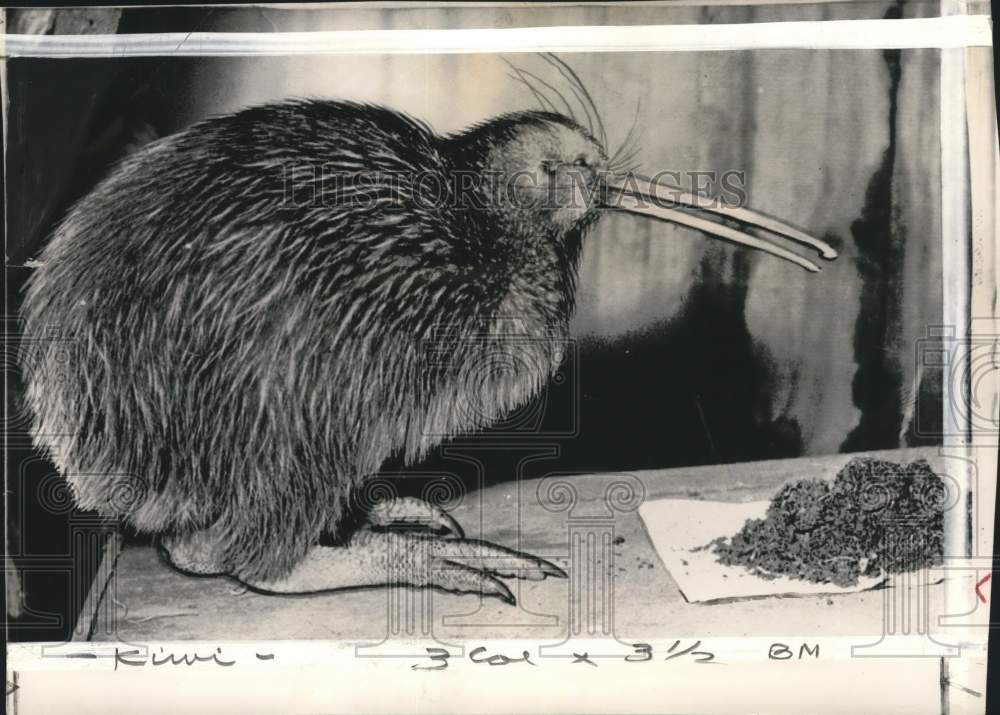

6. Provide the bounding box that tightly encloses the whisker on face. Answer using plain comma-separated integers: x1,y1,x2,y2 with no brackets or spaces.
513,67,581,129
610,98,643,169
561,83,599,144
610,140,641,175
610,145,643,176
506,72,556,114
536,55,598,142
503,60,561,116
542,53,608,152
611,161,642,178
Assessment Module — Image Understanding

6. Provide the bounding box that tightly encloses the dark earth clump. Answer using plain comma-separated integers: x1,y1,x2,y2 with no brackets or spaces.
711,457,947,586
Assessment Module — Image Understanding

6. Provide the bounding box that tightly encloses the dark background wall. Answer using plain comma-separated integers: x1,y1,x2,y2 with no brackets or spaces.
6,2,945,640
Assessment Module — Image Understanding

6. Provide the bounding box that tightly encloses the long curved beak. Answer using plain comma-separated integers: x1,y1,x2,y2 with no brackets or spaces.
602,173,837,273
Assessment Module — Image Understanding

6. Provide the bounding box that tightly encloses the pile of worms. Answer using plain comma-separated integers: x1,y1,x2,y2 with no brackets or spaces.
709,457,947,587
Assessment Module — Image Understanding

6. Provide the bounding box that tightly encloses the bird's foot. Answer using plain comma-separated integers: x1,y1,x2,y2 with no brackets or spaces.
161,525,565,605
366,495,465,538
254,530,565,604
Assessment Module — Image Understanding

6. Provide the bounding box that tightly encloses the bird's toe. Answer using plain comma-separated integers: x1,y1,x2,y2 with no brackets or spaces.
434,560,516,604
367,496,466,538
428,537,566,582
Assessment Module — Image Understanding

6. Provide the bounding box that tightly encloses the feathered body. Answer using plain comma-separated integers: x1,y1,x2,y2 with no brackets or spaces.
22,100,599,581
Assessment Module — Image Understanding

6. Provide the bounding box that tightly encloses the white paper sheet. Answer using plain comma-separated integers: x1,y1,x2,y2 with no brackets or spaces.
638,498,885,603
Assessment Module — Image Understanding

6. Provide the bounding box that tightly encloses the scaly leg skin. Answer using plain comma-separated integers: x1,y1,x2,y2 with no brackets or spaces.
161,528,566,605
367,496,465,538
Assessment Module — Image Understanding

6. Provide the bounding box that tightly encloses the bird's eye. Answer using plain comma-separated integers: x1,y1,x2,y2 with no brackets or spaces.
573,156,588,167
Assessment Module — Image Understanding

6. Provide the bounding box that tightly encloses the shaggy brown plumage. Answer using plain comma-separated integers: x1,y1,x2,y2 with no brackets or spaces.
22,99,602,584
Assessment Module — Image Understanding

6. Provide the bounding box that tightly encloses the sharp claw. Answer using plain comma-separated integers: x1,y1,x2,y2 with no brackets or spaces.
487,578,517,606
485,576,516,605
436,559,516,605
539,559,568,579
367,497,467,539
440,513,465,539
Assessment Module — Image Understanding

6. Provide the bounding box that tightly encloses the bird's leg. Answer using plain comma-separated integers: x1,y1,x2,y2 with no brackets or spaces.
159,527,228,576
366,496,465,538
161,528,565,604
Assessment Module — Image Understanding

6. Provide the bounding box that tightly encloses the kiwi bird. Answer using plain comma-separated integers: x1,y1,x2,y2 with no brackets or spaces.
21,61,837,604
